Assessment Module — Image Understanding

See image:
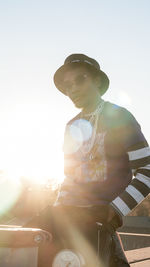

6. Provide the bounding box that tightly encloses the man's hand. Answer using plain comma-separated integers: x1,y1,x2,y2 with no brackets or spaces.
107,205,117,223
107,205,123,230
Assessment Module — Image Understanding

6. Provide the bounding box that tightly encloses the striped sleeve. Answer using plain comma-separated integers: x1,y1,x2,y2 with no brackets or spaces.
110,110,150,216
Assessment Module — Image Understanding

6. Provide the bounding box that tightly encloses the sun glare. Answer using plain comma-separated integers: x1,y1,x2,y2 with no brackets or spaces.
0,170,22,216
0,106,65,187
64,119,93,154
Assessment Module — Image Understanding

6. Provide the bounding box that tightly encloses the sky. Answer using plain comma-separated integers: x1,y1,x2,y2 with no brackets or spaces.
0,0,150,185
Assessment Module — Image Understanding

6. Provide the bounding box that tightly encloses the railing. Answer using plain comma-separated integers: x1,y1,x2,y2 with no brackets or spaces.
118,216,150,266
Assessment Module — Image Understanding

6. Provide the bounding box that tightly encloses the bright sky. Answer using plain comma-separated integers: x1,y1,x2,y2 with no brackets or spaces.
0,0,150,185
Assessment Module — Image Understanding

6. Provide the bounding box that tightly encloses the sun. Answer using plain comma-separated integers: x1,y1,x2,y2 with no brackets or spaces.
0,104,66,187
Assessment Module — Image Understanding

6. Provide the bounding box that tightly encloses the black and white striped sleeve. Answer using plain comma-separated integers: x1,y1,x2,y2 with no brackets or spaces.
110,110,150,216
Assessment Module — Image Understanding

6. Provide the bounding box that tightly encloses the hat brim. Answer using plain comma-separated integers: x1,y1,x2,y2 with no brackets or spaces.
53,61,109,96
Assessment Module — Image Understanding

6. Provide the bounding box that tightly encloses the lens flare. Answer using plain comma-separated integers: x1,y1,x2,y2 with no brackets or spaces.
63,119,93,154
70,119,93,142
0,170,22,217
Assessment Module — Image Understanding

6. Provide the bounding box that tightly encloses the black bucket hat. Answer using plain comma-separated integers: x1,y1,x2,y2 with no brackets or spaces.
53,54,109,96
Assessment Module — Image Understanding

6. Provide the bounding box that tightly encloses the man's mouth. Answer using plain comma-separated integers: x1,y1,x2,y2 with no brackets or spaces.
72,97,84,105
71,94,83,102
73,97,80,102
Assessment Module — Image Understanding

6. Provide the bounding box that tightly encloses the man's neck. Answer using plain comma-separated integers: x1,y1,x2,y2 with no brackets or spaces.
81,97,103,115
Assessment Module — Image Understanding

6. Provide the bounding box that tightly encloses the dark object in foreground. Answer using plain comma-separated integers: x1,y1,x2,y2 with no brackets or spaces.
0,224,130,267
24,205,130,266
0,203,130,267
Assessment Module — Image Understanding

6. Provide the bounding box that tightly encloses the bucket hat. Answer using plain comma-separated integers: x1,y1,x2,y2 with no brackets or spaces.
53,54,109,96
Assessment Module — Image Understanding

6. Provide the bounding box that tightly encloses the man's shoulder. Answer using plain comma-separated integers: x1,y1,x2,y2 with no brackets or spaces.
102,101,138,129
103,101,131,117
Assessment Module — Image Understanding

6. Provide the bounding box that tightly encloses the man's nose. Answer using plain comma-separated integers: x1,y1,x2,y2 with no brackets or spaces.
70,83,79,93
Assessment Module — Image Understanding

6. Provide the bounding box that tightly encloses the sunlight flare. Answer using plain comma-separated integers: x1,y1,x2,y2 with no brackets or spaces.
64,119,93,154
0,170,22,216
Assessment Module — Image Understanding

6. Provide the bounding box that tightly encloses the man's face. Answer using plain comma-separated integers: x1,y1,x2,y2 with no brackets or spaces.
63,66,100,109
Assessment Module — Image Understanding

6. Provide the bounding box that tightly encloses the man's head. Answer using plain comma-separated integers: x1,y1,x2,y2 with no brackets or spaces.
63,65,102,109
53,54,109,109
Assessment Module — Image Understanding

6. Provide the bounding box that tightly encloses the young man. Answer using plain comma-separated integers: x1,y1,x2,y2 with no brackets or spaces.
51,54,150,266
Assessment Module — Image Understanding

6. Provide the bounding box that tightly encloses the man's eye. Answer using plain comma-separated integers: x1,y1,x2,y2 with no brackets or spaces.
75,74,88,84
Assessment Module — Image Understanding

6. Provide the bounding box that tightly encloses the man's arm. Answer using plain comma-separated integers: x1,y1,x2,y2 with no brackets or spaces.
110,109,150,217
111,145,150,216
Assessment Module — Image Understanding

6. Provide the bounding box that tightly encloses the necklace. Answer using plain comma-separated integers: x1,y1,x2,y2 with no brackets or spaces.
78,99,105,155
81,99,105,117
